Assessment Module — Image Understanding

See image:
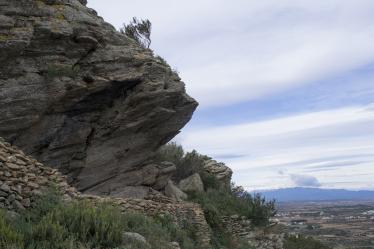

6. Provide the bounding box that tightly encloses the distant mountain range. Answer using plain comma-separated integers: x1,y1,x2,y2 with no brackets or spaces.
256,187,374,202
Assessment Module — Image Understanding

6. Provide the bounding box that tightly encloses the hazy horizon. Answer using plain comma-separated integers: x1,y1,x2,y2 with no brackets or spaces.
88,0,374,191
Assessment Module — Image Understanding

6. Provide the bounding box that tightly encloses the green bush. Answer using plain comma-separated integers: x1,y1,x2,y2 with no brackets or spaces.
0,189,206,249
203,203,221,229
51,201,124,247
153,142,224,189
121,17,152,48
153,142,210,181
200,172,221,191
188,186,275,249
122,212,171,248
232,187,276,226
15,200,124,249
153,143,276,249
189,186,275,228
24,187,63,221
284,235,332,249
153,142,184,168
155,142,276,249
121,212,200,249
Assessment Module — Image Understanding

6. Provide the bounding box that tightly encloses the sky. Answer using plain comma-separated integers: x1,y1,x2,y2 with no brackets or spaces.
87,0,374,191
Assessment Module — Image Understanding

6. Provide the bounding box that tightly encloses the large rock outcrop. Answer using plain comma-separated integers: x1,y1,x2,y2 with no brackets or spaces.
0,0,197,195
203,159,233,188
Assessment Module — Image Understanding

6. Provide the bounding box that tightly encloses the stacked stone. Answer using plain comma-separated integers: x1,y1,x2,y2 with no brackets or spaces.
221,215,284,249
221,215,253,237
0,137,211,246
83,195,212,248
145,190,176,204
246,232,284,249
185,202,212,247
0,138,79,211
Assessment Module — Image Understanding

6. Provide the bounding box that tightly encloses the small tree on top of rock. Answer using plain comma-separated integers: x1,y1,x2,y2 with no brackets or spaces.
121,17,152,49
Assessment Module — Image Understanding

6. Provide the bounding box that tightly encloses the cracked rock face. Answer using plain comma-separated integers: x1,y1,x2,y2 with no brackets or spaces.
0,0,197,195
203,160,233,188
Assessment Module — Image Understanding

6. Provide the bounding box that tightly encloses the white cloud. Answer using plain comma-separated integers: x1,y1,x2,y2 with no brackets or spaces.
290,174,321,187
87,1,374,190
88,0,374,107
178,104,374,190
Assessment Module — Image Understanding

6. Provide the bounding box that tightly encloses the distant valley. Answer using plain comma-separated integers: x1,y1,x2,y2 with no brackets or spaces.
274,200,374,249
257,187,374,202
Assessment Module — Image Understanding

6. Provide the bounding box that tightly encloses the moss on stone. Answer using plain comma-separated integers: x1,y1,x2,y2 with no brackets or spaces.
55,13,65,21
0,34,10,42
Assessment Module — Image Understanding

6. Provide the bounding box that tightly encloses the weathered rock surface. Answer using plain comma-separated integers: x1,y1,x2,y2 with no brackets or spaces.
178,173,204,193
122,232,148,246
164,180,187,201
203,159,233,187
0,0,197,195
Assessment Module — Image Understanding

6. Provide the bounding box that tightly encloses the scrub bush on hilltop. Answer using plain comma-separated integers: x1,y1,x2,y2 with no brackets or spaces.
121,17,152,48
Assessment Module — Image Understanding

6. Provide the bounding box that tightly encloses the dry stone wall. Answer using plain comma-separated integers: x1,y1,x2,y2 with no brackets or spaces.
0,138,78,211
84,195,212,248
221,215,284,249
0,137,212,247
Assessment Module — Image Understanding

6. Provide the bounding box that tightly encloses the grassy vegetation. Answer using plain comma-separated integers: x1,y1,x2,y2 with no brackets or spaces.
153,142,210,181
154,143,276,226
189,187,275,226
284,235,332,249
0,189,203,249
188,182,276,249
0,142,329,249
154,143,276,249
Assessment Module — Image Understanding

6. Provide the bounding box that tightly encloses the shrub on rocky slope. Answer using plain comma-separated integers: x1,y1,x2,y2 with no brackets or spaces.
154,143,277,249
0,189,201,249
284,235,332,249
